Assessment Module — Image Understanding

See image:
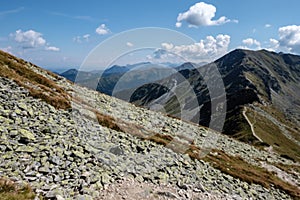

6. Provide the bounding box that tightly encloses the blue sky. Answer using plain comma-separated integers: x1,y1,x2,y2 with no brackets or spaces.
1,0,300,71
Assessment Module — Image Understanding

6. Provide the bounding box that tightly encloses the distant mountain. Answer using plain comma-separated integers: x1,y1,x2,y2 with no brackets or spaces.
60,68,100,82
130,49,300,161
60,62,181,95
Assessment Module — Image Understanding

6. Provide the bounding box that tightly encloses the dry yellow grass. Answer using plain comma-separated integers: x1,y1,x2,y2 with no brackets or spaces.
0,178,35,200
0,50,71,110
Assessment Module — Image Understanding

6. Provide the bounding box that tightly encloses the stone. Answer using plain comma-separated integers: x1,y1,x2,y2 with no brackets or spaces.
15,146,35,153
50,155,62,165
100,173,111,185
156,191,178,199
19,129,35,141
72,150,86,159
18,103,28,111
109,146,124,156
177,181,189,190
77,194,93,200
45,188,63,198
55,195,65,200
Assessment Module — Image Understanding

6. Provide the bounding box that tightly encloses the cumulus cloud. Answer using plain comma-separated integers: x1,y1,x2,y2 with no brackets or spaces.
278,25,300,53
96,24,110,35
11,29,59,51
236,25,300,54
242,38,261,48
161,34,230,62
269,38,279,48
176,2,235,28
126,42,133,47
13,29,46,48
45,46,60,51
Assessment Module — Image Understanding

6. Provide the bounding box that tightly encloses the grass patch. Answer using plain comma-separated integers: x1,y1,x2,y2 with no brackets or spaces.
202,150,300,199
261,105,300,143
0,50,71,110
273,163,300,176
0,178,35,200
95,112,122,132
246,108,300,162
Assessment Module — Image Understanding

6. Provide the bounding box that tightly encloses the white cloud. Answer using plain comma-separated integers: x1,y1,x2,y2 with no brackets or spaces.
175,22,182,28
265,24,271,28
242,38,261,47
264,38,280,52
13,29,46,48
278,25,300,53
73,34,90,43
11,29,59,51
270,38,279,48
126,42,133,47
83,34,90,41
238,38,261,50
96,24,110,35
45,46,60,51
161,34,230,62
176,2,235,27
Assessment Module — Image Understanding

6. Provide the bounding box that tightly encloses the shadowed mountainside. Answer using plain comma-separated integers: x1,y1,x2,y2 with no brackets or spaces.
130,49,300,162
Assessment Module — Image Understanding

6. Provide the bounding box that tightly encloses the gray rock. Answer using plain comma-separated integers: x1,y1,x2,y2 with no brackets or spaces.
19,128,36,141
72,150,86,159
109,146,124,156
55,195,65,200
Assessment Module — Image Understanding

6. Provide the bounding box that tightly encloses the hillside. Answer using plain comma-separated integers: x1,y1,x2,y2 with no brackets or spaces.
130,49,300,162
0,49,299,199
60,63,176,96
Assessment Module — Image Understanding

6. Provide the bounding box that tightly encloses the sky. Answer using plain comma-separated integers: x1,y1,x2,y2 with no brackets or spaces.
1,0,300,71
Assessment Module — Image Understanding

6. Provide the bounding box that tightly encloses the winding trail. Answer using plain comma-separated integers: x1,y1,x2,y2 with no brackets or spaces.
242,107,263,142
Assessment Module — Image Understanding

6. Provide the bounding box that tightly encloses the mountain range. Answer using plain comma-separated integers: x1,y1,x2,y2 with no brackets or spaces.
0,49,300,199
130,49,300,162
59,62,186,95
60,49,300,162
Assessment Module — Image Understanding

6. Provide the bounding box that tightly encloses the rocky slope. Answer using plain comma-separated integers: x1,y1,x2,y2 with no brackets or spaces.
0,50,299,199
130,49,300,162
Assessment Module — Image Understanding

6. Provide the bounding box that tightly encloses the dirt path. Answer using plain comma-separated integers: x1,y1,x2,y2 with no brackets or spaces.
96,177,232,200
242,107,263,142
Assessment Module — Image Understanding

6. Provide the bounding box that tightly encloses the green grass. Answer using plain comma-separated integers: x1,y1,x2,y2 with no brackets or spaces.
223,107,262,145
246,108,300,162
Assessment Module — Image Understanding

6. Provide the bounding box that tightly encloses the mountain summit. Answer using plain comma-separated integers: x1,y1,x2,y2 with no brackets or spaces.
131,49,300,162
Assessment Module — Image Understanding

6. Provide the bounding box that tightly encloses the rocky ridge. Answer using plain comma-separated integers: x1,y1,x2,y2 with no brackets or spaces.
0,51,299,199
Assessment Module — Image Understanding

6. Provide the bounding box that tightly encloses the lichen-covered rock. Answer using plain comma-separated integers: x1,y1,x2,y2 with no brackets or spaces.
19,128,35,141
